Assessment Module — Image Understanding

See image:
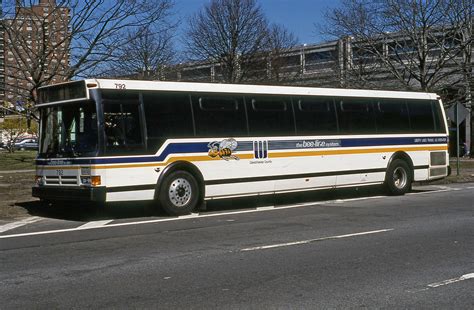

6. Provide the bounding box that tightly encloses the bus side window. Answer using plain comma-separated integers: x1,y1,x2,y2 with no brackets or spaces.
192,95,247,137
337,98,376,134
103,103,143,149
375,99,410,133
102,90,145,154
407,100,436,133
143,93,194,152
246,96,295,136
294,97,338,135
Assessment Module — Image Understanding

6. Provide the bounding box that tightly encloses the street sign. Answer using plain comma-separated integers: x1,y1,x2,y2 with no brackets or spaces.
446,102,470,176
447,103,469,125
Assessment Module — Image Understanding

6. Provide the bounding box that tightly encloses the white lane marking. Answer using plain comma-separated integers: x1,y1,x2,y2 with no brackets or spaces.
178,213,200,219
409,184,470,195
427,273,474,288
333,196,386,203
0,217,41,233
241,229,394,252
256,206,275,211
289,201,324,207
416,185,450,190
407,189,451,195
77,220,113,229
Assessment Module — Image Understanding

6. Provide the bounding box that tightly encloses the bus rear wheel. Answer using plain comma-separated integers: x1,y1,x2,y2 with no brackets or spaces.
385,159,412,195
158,170,199,216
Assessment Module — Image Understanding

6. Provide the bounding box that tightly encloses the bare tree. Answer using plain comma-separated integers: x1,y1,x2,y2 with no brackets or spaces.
2,0,70,126
264,23,299,83
446,0,473,156
184,0,268,83
323,0,472,92
1,0,175,125
105,23,176,79
334,37,389,89
443,0,473,102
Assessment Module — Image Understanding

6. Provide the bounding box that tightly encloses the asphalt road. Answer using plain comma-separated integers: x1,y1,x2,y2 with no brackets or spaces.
1,183,473,309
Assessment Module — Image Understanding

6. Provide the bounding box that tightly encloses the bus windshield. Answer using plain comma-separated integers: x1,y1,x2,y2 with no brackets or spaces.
39,101,99,157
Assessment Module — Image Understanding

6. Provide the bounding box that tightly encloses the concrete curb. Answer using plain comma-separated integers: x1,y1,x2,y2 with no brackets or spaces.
0,170,35,174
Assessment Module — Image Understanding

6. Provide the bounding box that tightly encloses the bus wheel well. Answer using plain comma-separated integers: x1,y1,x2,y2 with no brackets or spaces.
155,161,205,202
388,151,414,176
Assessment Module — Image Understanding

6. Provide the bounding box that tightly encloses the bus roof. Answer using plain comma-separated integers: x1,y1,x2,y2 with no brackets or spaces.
43,78,440,101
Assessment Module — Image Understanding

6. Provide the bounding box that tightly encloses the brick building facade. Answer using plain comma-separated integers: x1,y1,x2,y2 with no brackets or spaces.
1,0,69,111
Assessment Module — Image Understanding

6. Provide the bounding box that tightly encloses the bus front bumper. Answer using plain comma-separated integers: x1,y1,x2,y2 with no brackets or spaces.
32,186,106,202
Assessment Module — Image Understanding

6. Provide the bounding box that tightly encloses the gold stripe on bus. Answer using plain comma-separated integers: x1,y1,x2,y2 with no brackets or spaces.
90,153,257,169
37,145,447,170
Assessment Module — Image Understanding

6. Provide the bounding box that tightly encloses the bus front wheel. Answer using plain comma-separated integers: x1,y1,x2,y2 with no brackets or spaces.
385,159,412,195
158,170,199,216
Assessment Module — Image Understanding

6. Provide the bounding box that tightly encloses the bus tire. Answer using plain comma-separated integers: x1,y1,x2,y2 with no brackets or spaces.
158,170,199,216
385,159,412,195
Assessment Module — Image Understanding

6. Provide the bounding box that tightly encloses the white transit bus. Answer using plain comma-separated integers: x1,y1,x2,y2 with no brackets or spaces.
33,79,449,215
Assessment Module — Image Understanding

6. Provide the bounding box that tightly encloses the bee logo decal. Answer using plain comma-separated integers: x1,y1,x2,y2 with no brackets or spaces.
208,138,239,161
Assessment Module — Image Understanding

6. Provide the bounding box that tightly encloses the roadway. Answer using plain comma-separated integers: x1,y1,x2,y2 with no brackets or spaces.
1,183,473,308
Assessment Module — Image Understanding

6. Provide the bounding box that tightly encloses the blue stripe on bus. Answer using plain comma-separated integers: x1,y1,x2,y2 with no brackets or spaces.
341,137,447,147
36,142,209,165
36,136,448,166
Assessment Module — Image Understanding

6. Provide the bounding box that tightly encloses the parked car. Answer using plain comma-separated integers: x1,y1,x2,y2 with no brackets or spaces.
14,138,38,151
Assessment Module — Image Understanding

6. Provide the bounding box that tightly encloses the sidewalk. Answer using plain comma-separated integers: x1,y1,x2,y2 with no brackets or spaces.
451,156,473,161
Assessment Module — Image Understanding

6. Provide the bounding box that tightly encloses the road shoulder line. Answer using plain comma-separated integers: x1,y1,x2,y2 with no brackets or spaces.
241,229,394,252
428,273,474,288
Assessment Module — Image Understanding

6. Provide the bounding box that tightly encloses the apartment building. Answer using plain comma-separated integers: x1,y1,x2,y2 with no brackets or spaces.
1,0,69,111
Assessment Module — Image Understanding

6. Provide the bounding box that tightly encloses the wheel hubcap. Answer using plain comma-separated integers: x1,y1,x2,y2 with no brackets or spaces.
393,167,408,189
168,178,192,207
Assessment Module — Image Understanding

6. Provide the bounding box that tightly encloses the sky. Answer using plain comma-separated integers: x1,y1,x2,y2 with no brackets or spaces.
174,0,342,48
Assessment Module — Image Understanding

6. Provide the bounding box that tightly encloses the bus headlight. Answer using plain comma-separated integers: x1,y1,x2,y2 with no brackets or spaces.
81,175,101,186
